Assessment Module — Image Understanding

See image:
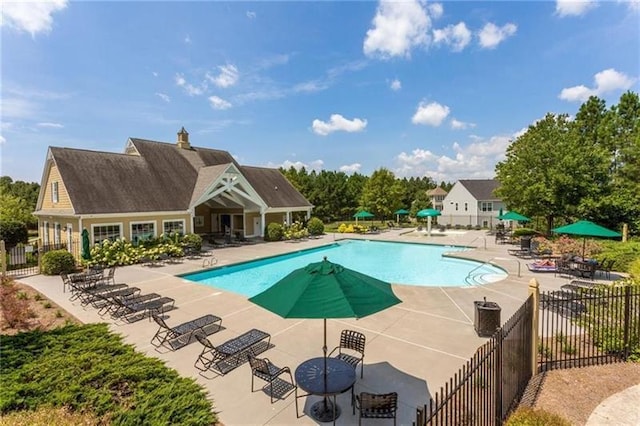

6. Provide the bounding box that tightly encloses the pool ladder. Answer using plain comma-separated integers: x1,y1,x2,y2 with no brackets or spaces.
202,256,218,268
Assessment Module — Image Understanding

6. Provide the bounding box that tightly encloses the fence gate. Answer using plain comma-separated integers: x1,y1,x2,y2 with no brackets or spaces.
1,239,81,278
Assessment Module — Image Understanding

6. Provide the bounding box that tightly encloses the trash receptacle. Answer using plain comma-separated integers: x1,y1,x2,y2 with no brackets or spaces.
474,298,501,337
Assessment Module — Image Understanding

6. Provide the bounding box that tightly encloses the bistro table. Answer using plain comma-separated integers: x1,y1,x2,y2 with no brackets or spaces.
295,357,356,424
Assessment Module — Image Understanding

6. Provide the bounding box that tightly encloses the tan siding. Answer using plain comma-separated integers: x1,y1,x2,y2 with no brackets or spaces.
41,164,73,210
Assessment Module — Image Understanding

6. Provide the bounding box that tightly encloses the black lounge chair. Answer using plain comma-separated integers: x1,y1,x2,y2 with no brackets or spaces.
248,353,296,403
151,313,222,350
354,392,398,425
194,328,271,375
110,294,175,321
329,329,366,378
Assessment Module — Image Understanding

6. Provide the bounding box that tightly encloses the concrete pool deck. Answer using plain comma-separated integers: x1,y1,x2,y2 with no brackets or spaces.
16,229,615,425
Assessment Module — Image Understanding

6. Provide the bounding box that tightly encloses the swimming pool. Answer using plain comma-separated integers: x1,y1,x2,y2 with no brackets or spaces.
181,240,507,297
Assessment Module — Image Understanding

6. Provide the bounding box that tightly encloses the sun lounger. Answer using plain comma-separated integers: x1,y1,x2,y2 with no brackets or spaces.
151,314,222,350
526,263,557,273
194,328,271,375
110,294,175,322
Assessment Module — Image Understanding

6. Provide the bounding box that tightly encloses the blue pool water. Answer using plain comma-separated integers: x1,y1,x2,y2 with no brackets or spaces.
181,240,507,297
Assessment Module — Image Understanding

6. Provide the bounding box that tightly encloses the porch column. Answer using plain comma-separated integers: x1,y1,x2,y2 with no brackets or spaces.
260,212,266,237
286,211,291,226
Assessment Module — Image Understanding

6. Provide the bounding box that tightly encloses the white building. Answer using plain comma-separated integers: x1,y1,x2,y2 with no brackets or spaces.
441,179,505,228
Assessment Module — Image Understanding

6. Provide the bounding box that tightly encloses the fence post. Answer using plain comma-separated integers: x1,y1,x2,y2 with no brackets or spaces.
623,285,631,360
494,333,503,424
37,238,42,273
0,240,6,277
528,278,540,376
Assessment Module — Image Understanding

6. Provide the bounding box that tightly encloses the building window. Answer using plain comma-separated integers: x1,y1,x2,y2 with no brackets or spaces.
43,222,49,245
131,222,155,245
54,223,61,244
51,182,59,203
455,203,459,211
163,220,185,235
481,202,493,212
464,203,468,211
92,224,121,244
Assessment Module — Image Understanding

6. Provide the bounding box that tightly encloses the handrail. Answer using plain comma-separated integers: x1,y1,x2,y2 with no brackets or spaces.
202,256,218,268
465,257,521,285
467,236,487,250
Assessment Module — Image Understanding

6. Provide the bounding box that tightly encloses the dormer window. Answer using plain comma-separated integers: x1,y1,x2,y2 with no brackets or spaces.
51,181,59,203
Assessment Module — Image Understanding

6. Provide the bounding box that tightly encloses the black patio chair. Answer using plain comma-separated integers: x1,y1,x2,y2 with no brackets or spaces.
354,392,398,425
329,329,366,378
247,353,296,403
151,313,222,350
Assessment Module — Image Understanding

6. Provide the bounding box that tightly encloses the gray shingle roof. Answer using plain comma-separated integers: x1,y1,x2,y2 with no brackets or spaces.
45,138,310,215
458,179,500,201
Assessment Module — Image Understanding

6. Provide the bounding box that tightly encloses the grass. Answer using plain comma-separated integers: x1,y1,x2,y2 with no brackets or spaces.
0,323,216,425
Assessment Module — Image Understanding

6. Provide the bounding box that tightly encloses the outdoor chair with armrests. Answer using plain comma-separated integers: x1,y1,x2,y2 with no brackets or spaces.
354,392,398,426
329,329,366,378
151,313,222,350
247,353,296,403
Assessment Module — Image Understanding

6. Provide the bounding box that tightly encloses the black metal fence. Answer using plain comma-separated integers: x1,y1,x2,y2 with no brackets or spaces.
538,285,640,372
415,295,534,426
2,239,81,277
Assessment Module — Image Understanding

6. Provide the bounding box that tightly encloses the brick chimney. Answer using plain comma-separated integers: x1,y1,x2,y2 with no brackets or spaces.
177,127,190,149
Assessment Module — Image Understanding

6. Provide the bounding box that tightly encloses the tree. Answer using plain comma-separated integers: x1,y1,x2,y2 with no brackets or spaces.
0,193,36,227
495,113,608,233
359,168,404,220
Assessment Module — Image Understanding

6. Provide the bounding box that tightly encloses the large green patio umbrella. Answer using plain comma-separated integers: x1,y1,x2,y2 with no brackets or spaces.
81,228,91,261
416,208,442,237
393,208,410,224
552,220,621,258
249,257,401,417
497,211,530,222
353,210,374,224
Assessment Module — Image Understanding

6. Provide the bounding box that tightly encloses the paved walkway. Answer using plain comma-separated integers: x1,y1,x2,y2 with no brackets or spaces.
586,384,640,426
14,229,624,425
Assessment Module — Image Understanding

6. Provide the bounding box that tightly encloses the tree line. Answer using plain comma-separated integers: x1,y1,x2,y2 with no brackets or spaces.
280,167,453,223
495,91,640,235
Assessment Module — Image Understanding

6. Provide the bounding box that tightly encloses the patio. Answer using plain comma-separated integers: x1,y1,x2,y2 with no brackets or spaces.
18,229,590,425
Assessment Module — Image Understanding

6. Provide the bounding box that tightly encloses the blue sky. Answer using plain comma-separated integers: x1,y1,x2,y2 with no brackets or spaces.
1,1,639,184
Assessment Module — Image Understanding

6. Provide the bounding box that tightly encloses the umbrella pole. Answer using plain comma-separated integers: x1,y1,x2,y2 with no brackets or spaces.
323,318,328,411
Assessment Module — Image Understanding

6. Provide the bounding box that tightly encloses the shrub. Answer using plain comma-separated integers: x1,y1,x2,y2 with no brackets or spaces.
0,323,216,425
505,407,571,426
40,250,76,275
513,228,539,237
597,240,640,273
337,223,348,233
0,277,34,329
629,258,640,279
307,217,325,236
0,220,28,249
265,222,284,241
181,233,203,251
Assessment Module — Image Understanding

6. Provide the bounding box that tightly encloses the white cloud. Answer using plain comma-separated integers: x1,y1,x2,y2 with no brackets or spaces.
312,114,368,136
0,135,5,144
206,64,239,88
394,133,515,180
411,101,450,127
209,96,232,110
477,22,517,49
246,11,256,19
555,0,597,17
155,92,170,103
0,0,68,36
339,163,362,174
450,118,476,130
433,22,472,52
293,80,329,93
390,79,402,91
277,159,324,172
152,71,158,77
37,122,63,128
175,73,205,96
428,3,443,19
1,98,38,119
559,68,636,102
363,0,431,59
184,34,191,44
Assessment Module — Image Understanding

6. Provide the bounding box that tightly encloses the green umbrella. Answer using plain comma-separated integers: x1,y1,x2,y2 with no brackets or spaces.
353,210,374,224
497,211,530,222
416,209,442,237
249,257,401,415
394,209,410,224
81,228,91,261
552,220,621,258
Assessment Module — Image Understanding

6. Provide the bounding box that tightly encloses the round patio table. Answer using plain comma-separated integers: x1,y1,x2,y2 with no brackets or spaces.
295,357,356,424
